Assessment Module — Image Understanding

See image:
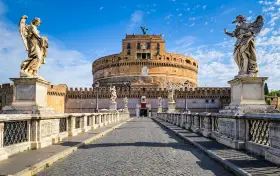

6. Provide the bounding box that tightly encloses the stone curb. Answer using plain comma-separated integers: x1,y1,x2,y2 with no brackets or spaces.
152,118,251,176
13,118,133,176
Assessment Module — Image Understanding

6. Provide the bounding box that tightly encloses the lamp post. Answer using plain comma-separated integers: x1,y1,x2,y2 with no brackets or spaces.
94,82,100,113
184,81,189,112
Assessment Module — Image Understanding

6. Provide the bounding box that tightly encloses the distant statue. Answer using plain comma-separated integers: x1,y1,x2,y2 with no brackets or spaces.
158,97,162,107
123,97,128,108
224,15,264,77
168,83,175,103
140,26,148,35
19,15,49,78
110,85,117,103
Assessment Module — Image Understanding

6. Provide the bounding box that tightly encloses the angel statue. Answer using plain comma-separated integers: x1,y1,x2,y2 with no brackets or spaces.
123,97,128,108
167,83,175,103
140,26,148,35
158,97,162,107
224,15,264,77
19,15,48,78
110,85,117,103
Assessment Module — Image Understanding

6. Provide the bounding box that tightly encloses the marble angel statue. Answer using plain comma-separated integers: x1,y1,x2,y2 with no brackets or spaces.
19,15,48,78
224,15,264,77
110,86,117,103
167,83,175,103
158,97,162,107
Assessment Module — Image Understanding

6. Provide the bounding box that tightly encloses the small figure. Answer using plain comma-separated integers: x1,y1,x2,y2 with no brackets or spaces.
140,26,148,35
109,85,117,103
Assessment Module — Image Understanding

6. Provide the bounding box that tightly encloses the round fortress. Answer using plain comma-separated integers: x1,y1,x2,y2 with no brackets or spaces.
92,34,198,88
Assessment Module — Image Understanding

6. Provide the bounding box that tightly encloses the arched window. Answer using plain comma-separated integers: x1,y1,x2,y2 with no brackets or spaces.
167,57,170,60
186,60,191,64
193,62,197,66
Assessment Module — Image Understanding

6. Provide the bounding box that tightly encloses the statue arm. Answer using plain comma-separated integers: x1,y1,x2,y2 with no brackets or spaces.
30,25,41,40
224,29,235,37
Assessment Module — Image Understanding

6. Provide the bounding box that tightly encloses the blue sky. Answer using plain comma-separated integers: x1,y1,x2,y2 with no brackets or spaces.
0,0,280,90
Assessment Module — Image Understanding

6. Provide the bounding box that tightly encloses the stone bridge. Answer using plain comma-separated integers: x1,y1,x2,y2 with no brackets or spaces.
0,112,279,176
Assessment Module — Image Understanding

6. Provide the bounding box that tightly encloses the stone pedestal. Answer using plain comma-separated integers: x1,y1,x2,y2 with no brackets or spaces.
157,106,163,113
220,77,268,115
167,102,176,113
109,102,117,111
1,78,57,114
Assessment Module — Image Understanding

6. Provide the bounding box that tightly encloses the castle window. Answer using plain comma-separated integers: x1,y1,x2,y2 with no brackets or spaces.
137,53,141,59
211,99,215,103
205,99,209,103
193,62,197,66
157,43,160,49
147,42,151,49
156,50,160,55
159,57,161,60
127,43,131,49
127,50,131,56
137,42,141,49
167,57,170,60
173,58,176,61
186,60,191,64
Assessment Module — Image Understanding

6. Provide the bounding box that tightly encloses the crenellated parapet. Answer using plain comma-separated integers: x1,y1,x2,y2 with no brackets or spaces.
47,84,67,96
66,86,231,99
0,84,13,94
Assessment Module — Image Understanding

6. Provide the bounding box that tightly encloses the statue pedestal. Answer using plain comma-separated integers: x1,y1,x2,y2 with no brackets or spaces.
167,102,176,113
1,78,57,114
109,102,117,111
157,106,163,113
220,77,269,115
124,106,129,113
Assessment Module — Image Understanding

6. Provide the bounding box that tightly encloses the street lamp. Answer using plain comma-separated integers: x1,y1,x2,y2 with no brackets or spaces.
94,82,100,113
184,80,189,113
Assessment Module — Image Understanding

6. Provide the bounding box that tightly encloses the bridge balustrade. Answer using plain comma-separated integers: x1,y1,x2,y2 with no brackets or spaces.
0,111,129,161
157,112,280,165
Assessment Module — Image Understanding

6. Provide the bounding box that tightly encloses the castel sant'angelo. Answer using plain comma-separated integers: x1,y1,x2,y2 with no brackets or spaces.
92,32,198,88
0,29,231,116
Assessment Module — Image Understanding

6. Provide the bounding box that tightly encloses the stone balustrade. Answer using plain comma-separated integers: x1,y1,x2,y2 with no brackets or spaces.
157,112,280,165
0,111,130,161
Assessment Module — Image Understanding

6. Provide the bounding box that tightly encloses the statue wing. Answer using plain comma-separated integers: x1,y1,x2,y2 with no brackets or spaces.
249,15,264,37
19,15,29,51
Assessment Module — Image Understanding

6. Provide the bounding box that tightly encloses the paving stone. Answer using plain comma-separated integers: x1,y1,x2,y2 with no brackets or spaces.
38,118,233,176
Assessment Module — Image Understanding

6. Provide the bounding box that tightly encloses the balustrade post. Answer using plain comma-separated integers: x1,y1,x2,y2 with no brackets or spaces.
185,113,191,129
265,121,280,165
201,113,212,137
180,113,186,128
191,113,200,133
0,122,8,161
0,123,4,148
30,119,40,149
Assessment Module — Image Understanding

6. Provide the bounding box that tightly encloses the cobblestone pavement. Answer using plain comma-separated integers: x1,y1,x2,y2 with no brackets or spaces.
38,118,233,176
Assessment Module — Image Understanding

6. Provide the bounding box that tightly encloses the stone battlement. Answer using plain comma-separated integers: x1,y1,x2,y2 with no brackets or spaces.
66,86,231,99
0,83,13,94
47,84,68,96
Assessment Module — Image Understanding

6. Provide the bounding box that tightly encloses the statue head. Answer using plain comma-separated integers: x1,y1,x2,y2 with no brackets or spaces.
232,15,246,24
32,17,41,27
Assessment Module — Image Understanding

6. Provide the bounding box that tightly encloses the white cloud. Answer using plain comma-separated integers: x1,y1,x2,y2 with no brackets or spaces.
259,27,272,36
276,0,280,5
202,5,207,9
0,13,92,87
127,10,144,32
178,13,182,17
99,7,104,10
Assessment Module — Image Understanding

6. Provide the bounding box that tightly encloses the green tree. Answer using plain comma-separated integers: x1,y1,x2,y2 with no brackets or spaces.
264,83,269,95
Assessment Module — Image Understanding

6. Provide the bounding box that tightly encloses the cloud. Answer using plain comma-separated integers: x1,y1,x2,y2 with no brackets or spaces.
202,5,207,9
0,9,92,87
222,8,236,15
259,27,272,36
99,7,104,10
127,10,144,32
